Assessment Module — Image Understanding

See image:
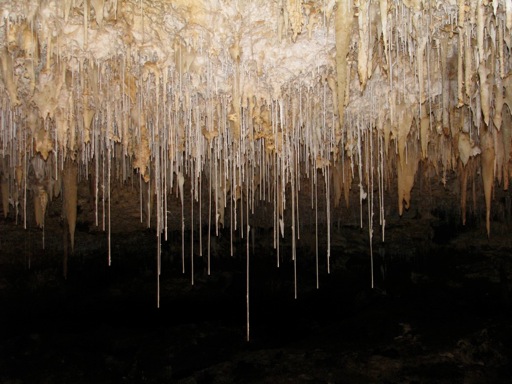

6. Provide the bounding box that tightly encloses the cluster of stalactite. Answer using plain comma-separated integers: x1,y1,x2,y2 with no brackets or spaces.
0,1,512,333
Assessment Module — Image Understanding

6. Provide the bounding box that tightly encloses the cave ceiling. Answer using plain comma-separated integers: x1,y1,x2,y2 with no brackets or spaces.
0,0,511,252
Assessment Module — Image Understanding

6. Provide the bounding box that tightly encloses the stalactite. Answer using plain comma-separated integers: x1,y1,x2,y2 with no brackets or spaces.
63,158,78,252
245,168,250,342
335,0,353,147
494,73,504,130
380,0,389,67
503,107,512,190
395,101,415,215
493,119,504,185
481,129,495,237
357,0,369,91
1,173,8,218
459,159,469,225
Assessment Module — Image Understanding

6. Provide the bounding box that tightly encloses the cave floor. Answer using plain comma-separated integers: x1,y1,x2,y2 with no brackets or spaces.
1,220,512,384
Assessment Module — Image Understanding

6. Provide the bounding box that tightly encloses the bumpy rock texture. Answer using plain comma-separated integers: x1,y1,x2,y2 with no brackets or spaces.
0,0,511,245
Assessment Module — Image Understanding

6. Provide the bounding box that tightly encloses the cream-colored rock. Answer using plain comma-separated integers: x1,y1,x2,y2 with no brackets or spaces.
464,25,474,99
477,0,486,63
357,0,369,91
35,127,53,161
503,106,512,190
287,0,304,42
458,132,481,166
394,101,415,173
457,31,464,106
0,48,19,106
507,0,512,30
478,59,491,126
335,0,354,146
493,72,504,130
504,74,512,111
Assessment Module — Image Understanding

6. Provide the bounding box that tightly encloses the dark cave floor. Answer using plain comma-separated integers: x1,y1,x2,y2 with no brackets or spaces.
1,220,512,384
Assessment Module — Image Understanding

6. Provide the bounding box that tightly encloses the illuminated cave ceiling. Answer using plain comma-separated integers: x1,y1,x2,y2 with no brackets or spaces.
0,0,512,252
